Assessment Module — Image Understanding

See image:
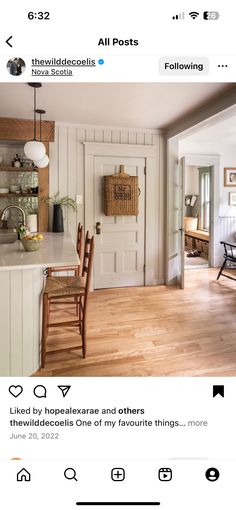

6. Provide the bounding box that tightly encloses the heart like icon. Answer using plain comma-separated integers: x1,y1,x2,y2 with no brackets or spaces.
9,385,23,398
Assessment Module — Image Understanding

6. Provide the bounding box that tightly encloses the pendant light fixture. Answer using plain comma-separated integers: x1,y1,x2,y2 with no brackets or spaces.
34,109,49,168
24,83,46,161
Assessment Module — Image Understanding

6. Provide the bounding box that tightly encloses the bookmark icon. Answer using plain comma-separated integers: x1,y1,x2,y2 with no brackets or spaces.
213,385,224,398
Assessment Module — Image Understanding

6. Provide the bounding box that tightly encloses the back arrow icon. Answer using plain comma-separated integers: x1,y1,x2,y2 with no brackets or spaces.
6,36,13,48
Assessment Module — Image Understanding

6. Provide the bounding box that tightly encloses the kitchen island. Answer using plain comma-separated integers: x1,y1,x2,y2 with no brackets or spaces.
0,233,79,376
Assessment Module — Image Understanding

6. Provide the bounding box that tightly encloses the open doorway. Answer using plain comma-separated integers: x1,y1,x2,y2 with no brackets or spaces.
184,165,211,270
166,101,236,288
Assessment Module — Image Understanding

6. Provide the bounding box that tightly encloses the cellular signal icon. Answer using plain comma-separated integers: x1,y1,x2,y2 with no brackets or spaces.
172,12,185,20
189,11,199,19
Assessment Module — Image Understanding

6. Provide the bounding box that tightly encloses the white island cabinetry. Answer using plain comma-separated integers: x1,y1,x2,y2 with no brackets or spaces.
0,233,79,376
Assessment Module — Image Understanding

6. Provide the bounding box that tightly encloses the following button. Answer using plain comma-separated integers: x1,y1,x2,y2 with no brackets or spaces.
159,57,209,75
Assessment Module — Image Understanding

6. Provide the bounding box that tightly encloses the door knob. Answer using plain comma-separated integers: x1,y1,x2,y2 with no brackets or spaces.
96,221,101,235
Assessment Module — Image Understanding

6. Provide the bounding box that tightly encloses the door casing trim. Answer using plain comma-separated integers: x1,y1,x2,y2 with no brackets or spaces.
84,142,158,288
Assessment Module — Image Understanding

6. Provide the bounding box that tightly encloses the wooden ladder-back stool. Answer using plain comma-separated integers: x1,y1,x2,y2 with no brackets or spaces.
47,223,84,276
41,232,94,368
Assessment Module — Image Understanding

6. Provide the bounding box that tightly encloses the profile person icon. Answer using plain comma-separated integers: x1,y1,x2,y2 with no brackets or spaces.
7,57,26,76
205,467,220,482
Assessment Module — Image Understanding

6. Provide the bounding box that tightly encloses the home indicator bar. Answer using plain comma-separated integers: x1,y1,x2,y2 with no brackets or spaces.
76,504,161,506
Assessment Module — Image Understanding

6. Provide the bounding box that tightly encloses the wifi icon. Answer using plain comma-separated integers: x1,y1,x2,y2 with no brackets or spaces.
189,11,199,19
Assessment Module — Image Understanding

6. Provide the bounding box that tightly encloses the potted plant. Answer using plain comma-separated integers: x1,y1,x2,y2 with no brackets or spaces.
42,192,77,232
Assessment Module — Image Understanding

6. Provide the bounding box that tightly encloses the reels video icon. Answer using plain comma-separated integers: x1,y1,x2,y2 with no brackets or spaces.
158,467,172,482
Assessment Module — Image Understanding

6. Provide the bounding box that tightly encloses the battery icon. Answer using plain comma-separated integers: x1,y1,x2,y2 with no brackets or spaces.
203,11,220,20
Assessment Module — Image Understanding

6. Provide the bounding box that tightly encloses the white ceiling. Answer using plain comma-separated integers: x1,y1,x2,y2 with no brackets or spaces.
0,83,231,130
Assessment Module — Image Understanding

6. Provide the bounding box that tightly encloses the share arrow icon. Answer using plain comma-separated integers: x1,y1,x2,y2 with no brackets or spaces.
58,385,71,397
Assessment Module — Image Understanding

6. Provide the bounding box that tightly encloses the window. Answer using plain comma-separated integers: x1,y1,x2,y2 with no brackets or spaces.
200,171,210,231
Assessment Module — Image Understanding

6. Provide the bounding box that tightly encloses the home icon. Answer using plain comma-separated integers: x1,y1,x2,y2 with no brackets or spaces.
16,468,31,482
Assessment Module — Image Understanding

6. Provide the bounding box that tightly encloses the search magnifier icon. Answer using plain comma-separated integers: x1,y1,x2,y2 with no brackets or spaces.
64,468,78,481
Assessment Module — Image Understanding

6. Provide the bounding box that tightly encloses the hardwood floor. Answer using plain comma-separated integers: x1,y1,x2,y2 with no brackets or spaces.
35,268,236,377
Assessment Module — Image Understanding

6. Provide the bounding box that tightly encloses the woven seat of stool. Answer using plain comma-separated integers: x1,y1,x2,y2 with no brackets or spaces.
45,276,86,298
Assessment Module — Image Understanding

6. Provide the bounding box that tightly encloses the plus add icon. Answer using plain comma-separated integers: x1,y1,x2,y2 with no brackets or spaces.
111,467,125,481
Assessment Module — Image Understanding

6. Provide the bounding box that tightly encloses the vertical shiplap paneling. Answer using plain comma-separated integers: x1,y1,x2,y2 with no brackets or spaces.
95,129,104,143
0,271,10,376
120,131,129,144
0,267,45,376
219,217,236,242
10,270,23,376
32,268,42,373
67,127,77,239
104,129,112,143
128,131,137,145
86,128,95,142
137,132,145,145
58,127,68,228
22,270,34,376
152,133,159,147
144,132,153,145
111,130,120,144
77,128,86,227
49,126,59,230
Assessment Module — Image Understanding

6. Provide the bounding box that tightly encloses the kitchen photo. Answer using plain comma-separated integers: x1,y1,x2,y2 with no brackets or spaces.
1,82,236,378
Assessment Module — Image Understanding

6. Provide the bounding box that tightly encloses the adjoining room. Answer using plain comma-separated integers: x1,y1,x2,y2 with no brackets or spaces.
184,164,210,270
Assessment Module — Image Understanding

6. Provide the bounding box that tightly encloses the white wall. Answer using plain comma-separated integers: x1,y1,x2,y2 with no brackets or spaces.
185,165,199,195
49,123,164,284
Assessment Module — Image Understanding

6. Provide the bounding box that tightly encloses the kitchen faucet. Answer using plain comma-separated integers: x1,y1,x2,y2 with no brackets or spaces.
0,205,26,227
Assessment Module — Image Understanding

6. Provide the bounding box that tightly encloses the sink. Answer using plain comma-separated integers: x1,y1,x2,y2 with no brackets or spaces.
0,230,18,244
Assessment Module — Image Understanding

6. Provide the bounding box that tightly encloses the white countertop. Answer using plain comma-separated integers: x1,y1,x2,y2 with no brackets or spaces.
0,232,79,271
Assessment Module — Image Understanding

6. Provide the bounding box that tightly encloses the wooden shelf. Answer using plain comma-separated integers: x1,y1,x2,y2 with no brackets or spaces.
0,118,50,232
0,165,38,172
0,193,38,198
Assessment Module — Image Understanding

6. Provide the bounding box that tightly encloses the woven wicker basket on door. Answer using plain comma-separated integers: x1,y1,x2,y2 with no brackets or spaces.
104,165,139,216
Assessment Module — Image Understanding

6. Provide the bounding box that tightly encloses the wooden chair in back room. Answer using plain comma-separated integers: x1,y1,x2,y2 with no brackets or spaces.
217,240,236,281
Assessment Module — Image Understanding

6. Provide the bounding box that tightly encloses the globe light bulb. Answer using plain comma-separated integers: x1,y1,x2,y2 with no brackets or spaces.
24,141,46,160
34,154,49,168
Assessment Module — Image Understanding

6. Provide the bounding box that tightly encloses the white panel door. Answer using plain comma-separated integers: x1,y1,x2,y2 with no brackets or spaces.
94,156,145,289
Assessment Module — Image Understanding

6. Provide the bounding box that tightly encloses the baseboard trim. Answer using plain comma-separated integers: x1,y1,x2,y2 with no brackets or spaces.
145,278,164,286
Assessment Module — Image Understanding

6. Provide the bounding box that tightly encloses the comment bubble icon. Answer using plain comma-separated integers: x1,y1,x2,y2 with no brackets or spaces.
33,385,47,398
